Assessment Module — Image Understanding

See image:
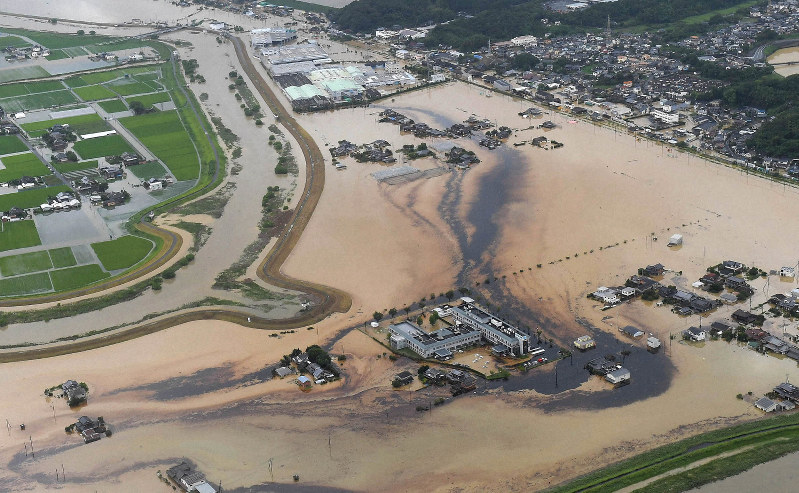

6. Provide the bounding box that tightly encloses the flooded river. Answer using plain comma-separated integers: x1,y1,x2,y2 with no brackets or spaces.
767,46,799,77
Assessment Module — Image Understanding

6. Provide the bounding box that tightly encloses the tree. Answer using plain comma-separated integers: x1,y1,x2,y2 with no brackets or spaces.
429,312,440,325
65,151,78,162
445,290,454,301
388,307,397,317
77,29,85,35
373,311,383,321
129,100,146,115
417,365,429,376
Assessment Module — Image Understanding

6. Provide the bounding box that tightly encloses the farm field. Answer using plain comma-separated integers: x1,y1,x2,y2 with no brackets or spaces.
0,90,79,113
45,49,70,61
126,91,171,107
0,272,52,297
0,250,52,276
98,99,128,113
0,66,50,84
109,80,155,97
0,135,28,155
0,35,30,49
52,160,98,174
0,220,41,252
73,84,116,101
128,161,168,180
0,28,115,49
120,110,198,180
91,235,153,270
73,134,133,159
0,80,66,98
50,264,109,291
0,152,50,182
0,185,72,211
48,247,77,268
21,113,109,137
85,39,150,53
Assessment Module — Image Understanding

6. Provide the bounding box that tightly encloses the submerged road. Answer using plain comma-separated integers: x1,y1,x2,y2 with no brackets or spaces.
0,35,351,361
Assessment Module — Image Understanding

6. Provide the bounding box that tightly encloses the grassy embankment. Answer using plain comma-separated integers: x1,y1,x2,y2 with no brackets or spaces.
546,411,799,493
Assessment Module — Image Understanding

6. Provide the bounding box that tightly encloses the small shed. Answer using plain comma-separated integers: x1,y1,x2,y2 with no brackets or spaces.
755,397,778,413
621,325,644,338
647,336,661,352
605,368,630,385
297,375,312,390
667,234,683,246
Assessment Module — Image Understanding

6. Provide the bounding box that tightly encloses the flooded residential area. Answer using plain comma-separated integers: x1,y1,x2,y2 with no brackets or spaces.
2,0,799,492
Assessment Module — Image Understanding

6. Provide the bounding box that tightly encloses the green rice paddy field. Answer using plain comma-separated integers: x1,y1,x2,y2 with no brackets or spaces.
50,264,109,291
21,113,110,137
98,99,128,113
0,152,50,182
73,84,117,101
0,272,52,296
127,92,171,107
0,220,41,252
0,135,28,155
91,235,153,270
0,185,72,211
0,66,50,84
73,134,133,159
0,90,79,113
121,111,198,180
52,160,98,174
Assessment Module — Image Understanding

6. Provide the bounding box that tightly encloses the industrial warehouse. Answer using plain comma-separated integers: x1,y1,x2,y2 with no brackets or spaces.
253,35,419,111
389,301,532,360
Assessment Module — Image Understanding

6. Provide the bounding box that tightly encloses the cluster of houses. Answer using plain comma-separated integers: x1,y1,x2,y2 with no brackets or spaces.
61,379,88,407
330,139,395,163
0,206,28,222
38,190,81,212
44,124,75,153
73,415,107,444
350,0,799,169
166,462,218,493
445,146,480,168
2,44,50,61
755,382,799,413
273,351,337,389
393,367,478,396
585,356,630,386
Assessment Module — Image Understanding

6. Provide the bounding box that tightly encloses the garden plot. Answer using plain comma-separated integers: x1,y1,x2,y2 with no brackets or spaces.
0,152,50,182
73,134,134,159
120,110,199,180
0,220,41,252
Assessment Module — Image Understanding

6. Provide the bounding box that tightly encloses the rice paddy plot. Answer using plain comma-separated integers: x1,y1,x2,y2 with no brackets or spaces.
63,75,89,88
0,35,30,50
120,110,198,180
50,264,109,291
0,90,79,113
0,152,50,182
0,271,52,297
84,39,149,53
80,66,156,85
49,247,77,268
0,28,115,49
73,84,116,101
0,135,28,155
128,161,167,180
45,49,70,61
73,134,133,159
0,66,50,83
0,84,29,99
25,80,66,92
109,80,155,97
126,92,171,107
91,235,153,270
0,185,72,211
62,46,89,57
0,250,53,276
22,113,108,137
52,160,97,174
0,220,41,252
98,99,127,113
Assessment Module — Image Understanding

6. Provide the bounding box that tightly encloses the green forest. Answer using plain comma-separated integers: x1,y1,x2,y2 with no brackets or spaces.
332,0,761,51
